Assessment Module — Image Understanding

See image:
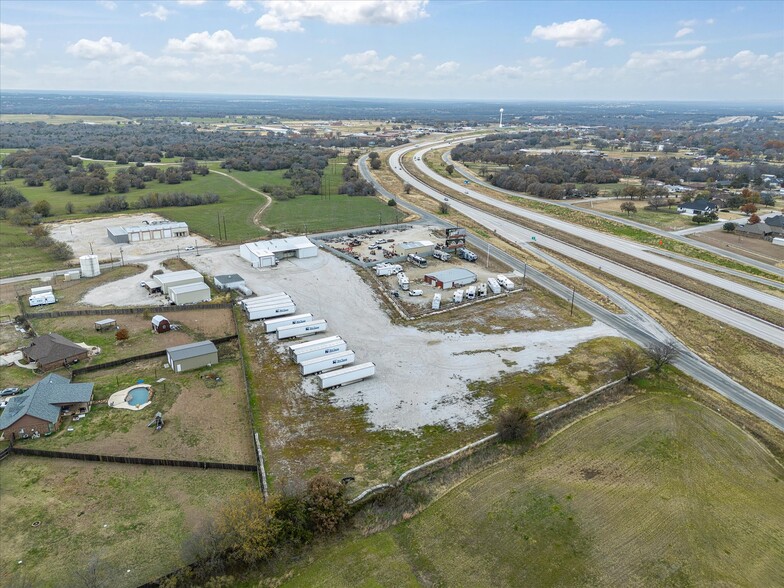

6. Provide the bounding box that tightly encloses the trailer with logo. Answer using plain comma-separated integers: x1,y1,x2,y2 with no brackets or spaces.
276,319,327,340
288,336,343,360
263,313,314,334
291,338,347,363
245,303,297,321
29,293,56,307
299,350,355,376
317,362,375,390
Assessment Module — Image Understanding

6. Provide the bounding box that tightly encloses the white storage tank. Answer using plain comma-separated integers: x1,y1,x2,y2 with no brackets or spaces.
79,255,101,277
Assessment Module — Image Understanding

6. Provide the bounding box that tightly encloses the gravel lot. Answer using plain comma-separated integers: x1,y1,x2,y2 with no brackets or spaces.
80,261,169,306
50,213,213,260
189,248,618,431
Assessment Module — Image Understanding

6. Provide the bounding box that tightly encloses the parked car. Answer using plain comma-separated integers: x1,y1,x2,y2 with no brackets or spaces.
184,245,196,251
408,290,424,297
1,387,21,397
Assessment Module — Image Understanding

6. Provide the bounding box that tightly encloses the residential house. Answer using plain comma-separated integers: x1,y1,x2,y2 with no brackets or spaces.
0,373,93,440
677,199,718,215
763,214,784,237
736,222,773,239
22,333,89,372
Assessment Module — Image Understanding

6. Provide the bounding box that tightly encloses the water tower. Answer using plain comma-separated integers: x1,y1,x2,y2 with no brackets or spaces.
499,108,504,128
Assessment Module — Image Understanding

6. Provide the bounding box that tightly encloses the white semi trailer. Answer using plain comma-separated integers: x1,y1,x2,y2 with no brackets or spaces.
317,362,375,390
293,339,348,363
288,336,343,360
241,292,289,309
263,313,314,334
277,319,327,340
243,294,291,308
246,303,297,321
299,350,355,376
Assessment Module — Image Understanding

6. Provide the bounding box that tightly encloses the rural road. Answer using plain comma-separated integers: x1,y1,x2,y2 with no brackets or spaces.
363,151,784,432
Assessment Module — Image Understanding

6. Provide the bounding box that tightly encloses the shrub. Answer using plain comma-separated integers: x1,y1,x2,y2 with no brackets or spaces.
306,475,349,535
115,328,129,341
33,200,52,217
610,345,646,380
495,406,535,443
387,198,397,206
49,242,73,261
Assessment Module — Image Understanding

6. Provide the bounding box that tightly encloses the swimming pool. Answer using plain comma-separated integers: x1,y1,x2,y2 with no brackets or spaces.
126,386,150,406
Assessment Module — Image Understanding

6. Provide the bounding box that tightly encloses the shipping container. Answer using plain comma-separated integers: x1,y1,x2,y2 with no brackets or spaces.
277,319,327,340
453,289,464,303
317,362,375,390
263,313,314,334
432,293,441,310
288,335,343,359
299,350,355,375
487,278,502,294
245,303,297,321
293,340,348,363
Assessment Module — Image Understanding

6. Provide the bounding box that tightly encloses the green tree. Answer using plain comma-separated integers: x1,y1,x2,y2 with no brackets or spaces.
370,157,382,170
445,164,455,175
722,222,736,232
620,201,637,216
495,405,535,443
65,201,75,214
33,200,52,217
306,475,349,535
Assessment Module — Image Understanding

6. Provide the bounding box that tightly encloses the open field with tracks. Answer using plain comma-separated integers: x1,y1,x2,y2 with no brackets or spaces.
283,385,784,587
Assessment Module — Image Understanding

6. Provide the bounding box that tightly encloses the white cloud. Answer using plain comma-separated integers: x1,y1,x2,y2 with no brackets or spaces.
341,49,396,72
605,37,624,47
434,61,459,74
227,0,252,13
251,61,284,73
675,27,694,38
67,36,130,60
411,53,424,61
178,0,207,5
562,60,602,81
0,23,27,52
166,30,276,54
528,56,552,68
480,64,525,80
706,18,716,25
626,45,707,70
141,4,172,21
530,18,608,47
678,19,698,27
256,0,429,32
256,14,305,32
97,0,117,10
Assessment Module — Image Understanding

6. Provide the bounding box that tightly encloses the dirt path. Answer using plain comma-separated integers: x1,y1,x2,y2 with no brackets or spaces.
207,169,273,232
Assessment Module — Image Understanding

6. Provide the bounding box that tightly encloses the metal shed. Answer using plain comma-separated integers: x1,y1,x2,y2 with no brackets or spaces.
399,240,435,257
152,270,204,294
214,274,246,290
168,282,211,305
94,318,116,331
166,341,219,373
424,268,477,289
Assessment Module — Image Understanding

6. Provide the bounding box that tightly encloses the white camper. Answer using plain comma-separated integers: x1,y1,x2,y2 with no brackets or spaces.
465,286,476,300
29,293,56,307
487,278,502,295
453,289,464,303
432,293,442,310
397,272,410,291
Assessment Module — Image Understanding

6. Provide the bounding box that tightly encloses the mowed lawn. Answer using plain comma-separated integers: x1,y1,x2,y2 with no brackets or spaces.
283,390,784,587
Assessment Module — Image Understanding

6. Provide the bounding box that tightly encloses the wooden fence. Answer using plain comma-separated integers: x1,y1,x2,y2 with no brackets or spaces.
9,446,257,472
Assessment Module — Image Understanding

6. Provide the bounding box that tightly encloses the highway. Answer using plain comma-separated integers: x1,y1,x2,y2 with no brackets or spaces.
360,151,784,432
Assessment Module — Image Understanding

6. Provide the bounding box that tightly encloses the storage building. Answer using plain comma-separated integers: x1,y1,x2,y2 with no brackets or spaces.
169,282,211,305
166,341,218,373
214,274,245,291
94,318,116,331
398,240,435,257
107,221,189,244
152,270,204,294
151,315,171,333
424,268,477,289
239,236,318,268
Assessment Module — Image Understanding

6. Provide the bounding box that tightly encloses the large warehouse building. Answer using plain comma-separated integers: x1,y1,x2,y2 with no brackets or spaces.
152,269,204,295
424,268,477,289
107,221,189,244
239,236,318,268
169,282,211,305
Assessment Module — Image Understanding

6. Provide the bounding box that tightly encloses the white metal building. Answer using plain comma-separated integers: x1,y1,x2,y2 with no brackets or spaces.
152,269,204,294
169,282,211,305
107,221,189,244
399,240,435,257
213,274,245,290
424,268,477,289
239,236,318,268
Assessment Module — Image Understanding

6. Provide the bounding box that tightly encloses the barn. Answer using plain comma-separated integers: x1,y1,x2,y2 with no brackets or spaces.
151,315,171,333
239,236,318,268
169,282,211,305
424,268,477,289
166,341,219,373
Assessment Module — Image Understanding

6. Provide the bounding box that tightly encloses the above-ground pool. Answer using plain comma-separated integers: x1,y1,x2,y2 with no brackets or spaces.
126,386,151,406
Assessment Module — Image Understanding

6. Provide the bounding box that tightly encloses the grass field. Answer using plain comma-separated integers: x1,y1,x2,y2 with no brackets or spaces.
576,199,696,230
282,383,784,587
0,457,256,588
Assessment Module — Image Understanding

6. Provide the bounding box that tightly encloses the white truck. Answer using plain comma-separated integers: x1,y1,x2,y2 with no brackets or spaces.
289,336,343,360
477,283,487,297
432,249,451,262
29,293,56,307
453,289,464,303
465,286,477,300
487,278,502,295
374,263,403,276
317,362,375,390
263,313,314,334
497,275,515,291
277,319,327,340
397,272,410,291
245,303,297,321
432,293,441,310
293,340,347,363
408,289,423,297
299,350,355,376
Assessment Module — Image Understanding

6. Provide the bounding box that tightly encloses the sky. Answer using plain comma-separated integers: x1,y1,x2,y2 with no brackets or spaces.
0,0,783,101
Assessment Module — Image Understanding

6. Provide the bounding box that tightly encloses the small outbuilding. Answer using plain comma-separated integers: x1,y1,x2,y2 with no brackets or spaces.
214,274,246,291
169,282,211,305
151,315,171,333
166,341,218,373
424,268,478,290
94,318,116,332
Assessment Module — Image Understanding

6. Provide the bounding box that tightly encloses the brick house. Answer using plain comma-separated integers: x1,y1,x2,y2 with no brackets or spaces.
22,333,89,372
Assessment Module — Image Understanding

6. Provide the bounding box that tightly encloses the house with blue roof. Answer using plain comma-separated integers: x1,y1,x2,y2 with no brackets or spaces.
0,373,93,440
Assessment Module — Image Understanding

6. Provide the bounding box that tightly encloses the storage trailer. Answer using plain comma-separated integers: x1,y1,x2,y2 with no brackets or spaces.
31,286,53,296
263,313,314,334
245,303,297,321
241,292,290,309
292,339,348,363
288,335,343,360
299,350,355,376
29,293,56,307
276,319,327,340
487,278,502,294
317,362,375,390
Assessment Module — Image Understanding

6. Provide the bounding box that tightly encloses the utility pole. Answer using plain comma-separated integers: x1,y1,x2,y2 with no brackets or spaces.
195,239,200,256
119,248,124,266
223,215,228,242
570,287,576,316
217,212,223,241
522,263,527,287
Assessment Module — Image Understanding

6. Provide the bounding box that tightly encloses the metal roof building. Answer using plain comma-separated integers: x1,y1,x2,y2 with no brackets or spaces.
399,240,435,256
168,282,211,305
214,274,245,290
239,236,318,268
424,268,477,289
152,270,204,294
107,221,189,244
166,341,219,373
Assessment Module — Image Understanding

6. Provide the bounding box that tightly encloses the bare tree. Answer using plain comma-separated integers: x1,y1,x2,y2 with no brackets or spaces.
645,340,679,372
620,201,637,216
610,345,646,380
496,405,535,443
403,182,412,194
73,555,113,588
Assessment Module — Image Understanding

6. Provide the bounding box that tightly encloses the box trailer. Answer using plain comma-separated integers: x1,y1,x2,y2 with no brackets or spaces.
246,303,297,321
317,362,375,390
244,298,293,313
465,286,476,300
263,313,314,334
293,340,348,363
29,293,56,307
299,350,355,376
277,319,327,340
397,272,410,291
432,293,441,310
374,263,403,276
453,289,464,303
241,292,288,309
432,249,451,262
487,278,502,294
288,335,343,359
